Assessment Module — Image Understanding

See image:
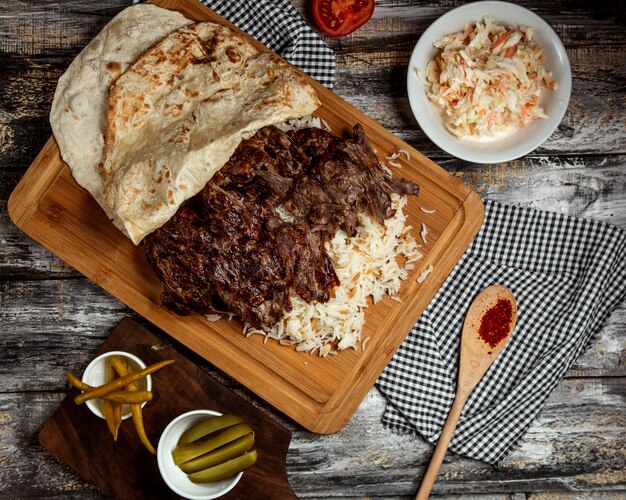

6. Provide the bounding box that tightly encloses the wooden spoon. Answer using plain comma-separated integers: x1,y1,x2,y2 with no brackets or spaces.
415,284,518,500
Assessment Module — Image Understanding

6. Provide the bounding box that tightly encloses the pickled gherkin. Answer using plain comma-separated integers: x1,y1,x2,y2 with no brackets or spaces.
177,414,243,446
172,423,252,465
179,432,255,474
173,414,258,483
188,450,258,483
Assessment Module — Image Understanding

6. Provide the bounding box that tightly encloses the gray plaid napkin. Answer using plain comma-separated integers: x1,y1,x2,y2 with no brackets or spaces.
377,200,626,464
199,0,335,88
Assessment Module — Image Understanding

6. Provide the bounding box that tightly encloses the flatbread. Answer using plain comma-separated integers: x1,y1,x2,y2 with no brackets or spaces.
102,22,319,244
50,4,193,223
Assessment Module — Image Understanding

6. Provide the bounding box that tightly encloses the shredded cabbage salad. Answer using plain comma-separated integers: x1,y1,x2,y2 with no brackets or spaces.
421,17,557,137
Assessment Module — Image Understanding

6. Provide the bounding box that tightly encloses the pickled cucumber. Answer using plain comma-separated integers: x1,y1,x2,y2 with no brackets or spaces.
177,414,243,445
187,450,258,483
172,423,252,465
179,432,255,474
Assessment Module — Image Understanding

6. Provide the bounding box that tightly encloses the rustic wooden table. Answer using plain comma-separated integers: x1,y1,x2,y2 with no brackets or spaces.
1,0,624,498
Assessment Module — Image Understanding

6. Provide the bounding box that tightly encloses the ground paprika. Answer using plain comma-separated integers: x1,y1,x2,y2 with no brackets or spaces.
477,298,513,348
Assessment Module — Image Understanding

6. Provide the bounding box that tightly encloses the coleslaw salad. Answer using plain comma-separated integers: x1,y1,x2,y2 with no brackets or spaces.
420,16,557,138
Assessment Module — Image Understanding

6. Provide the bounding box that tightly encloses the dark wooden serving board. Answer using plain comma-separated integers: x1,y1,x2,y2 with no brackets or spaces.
39,317,295,499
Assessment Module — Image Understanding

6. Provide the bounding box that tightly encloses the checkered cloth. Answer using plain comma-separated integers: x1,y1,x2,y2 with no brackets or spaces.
198,0,335,88
377,200,626,464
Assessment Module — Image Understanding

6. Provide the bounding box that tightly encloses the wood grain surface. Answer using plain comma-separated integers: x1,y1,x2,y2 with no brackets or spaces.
1,0,624,498
39,317,295,499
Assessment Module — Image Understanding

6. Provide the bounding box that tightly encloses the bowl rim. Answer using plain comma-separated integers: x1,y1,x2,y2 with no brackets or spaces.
81,350,152,420
406,0,572,163
157,409,244,500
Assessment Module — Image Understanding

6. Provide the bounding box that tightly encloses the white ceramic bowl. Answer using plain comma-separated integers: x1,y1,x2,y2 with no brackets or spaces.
407,0,571,163
81,350,152,420
157,410,243,500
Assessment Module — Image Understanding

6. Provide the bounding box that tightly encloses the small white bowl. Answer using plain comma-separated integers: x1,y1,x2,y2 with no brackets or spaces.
81,350,152,420
407,1,572,163
157,410,243,500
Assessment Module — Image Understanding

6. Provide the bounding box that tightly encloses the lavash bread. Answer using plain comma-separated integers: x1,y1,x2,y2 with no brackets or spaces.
50,5,320,245
102,22,319,244
50,4,193,224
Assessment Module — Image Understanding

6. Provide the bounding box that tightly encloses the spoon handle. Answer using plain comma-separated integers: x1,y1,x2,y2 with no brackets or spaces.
415,393,467,499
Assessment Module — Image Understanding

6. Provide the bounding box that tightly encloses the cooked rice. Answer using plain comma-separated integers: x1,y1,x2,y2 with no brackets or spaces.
274,204,297,222
361,336,371,352
384,150,407,169
397,149,410,159
244,194,422,355
380,162,393,176
416,264,433,283
385,149,411,161
274,114,330,133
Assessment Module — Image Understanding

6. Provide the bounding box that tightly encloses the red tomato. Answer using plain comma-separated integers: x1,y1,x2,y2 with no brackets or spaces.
312,0,375,38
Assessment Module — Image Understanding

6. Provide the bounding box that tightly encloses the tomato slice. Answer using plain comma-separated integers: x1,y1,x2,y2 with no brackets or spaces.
312,0,375,38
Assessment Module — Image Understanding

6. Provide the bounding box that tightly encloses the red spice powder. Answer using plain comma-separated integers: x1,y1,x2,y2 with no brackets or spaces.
478,298,513,348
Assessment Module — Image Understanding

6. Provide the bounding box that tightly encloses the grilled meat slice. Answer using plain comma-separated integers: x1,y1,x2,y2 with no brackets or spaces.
275,224,339,303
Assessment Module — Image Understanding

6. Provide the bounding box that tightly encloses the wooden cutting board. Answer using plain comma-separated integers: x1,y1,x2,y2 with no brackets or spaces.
39,317,295,499
9,0,484,434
